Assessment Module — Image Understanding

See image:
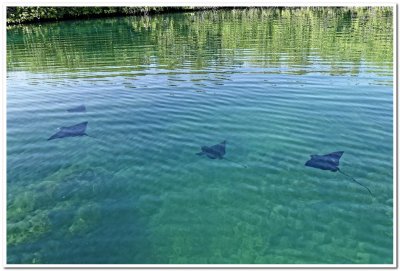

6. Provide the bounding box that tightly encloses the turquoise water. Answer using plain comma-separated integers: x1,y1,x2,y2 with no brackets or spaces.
7,9,393,264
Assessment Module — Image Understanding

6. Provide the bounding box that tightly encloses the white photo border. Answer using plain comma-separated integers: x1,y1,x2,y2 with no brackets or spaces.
1,1,398,269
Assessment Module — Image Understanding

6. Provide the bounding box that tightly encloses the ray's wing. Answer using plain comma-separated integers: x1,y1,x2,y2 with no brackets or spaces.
305,155,318,167
64,121,88,134
48,122,88,140
210,140,226,156
324,151,344,166
48,131,63,140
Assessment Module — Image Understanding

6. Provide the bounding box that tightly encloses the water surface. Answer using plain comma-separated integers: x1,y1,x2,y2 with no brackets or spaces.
7,8,393,264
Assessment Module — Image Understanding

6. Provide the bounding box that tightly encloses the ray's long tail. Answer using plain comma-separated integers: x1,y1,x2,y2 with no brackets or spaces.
223,157,248,168
338,169,372,196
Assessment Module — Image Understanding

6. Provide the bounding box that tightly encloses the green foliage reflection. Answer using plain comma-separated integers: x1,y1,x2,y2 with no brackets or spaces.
7,8,393,76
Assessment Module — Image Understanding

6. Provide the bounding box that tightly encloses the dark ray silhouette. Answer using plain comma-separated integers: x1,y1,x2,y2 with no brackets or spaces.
48,121,91,141
305,151,372,195
196,140,247,168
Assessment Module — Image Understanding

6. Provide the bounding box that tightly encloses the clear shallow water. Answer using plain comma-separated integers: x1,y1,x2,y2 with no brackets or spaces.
7,8,393,264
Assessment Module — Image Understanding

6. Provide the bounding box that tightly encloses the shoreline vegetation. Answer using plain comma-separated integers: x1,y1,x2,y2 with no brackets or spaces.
6,7,217,25
6,6,393,25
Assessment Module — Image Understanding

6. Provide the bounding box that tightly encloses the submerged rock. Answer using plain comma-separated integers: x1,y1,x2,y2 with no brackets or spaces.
68,203,102,235
7,212,51,246
7,165,113,247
